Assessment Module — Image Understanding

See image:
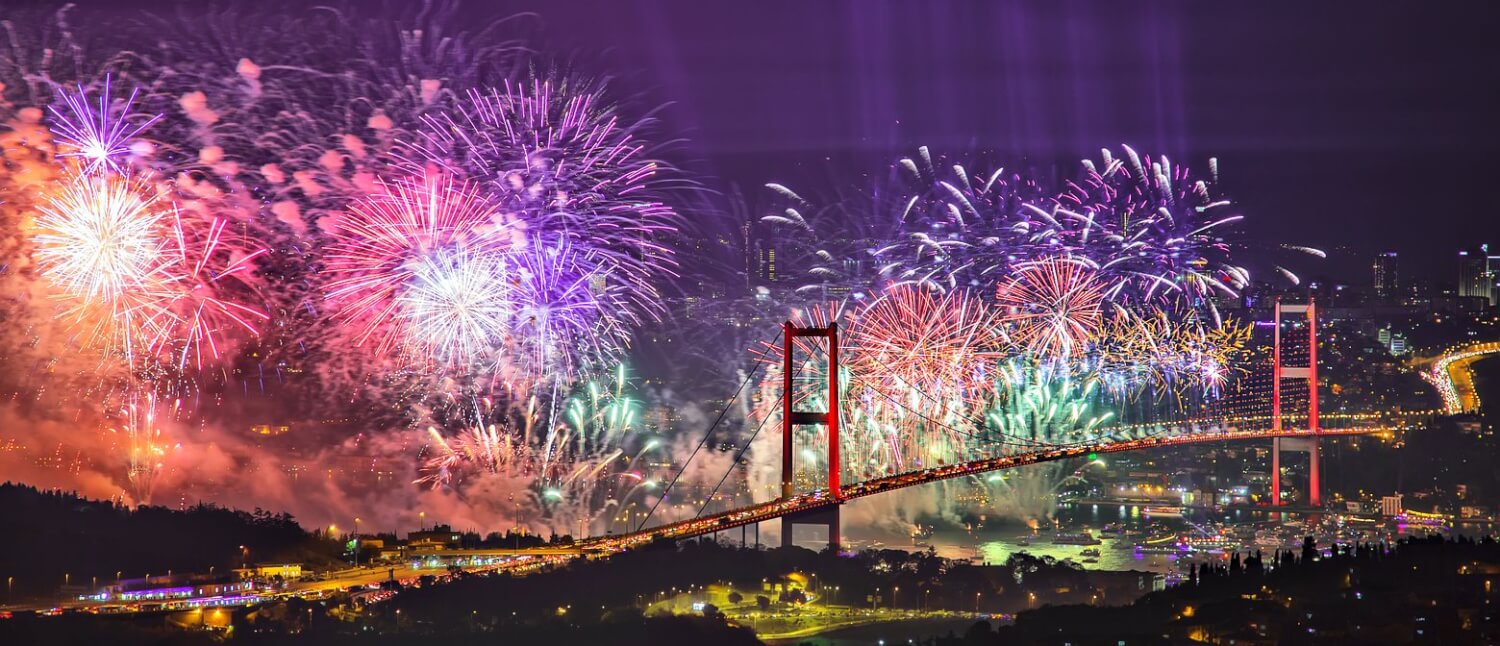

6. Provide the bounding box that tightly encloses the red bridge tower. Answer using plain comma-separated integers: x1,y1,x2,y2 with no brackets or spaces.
780,321,843,549
1271,300,1320,507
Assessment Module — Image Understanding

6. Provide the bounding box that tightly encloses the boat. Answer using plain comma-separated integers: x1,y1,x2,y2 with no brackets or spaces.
1135,544,1185,554
1080,548,1101,557
1051,531,1102,546
1015,535,1032,546
1184,536,1240,553
1082,557,1100,564
1142,506,1184,518
1135,533,1185,554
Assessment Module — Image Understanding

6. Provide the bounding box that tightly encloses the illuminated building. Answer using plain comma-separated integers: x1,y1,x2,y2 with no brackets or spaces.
1457,247,1495,305
1372,251,1398,298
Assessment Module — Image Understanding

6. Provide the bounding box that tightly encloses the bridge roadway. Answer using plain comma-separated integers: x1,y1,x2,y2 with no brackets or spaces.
1418,341,1500,414
583,425,1384,553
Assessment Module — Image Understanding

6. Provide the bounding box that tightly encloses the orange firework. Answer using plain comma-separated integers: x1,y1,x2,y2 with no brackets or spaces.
996,256,1107,361
849,286,1006,400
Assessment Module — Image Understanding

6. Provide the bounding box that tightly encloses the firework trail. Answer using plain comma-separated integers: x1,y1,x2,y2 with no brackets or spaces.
416,365,656,535
109,392,179,505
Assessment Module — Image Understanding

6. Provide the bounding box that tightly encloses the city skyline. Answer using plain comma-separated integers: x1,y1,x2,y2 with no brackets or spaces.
2,2,1499,644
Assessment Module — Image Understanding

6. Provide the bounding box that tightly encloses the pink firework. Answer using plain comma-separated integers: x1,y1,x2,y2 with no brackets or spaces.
849,286,1005,398
324,173,515,358
995,256,1107,361
151,215,269,371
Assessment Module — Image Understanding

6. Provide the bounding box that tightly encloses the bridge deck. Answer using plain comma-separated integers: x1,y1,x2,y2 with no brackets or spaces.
585,427,1383,552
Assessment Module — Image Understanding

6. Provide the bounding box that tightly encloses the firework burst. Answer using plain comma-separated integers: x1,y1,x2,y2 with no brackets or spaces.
396,246,512,366
995,256,1107,361
405,75,679,326
506,237,635,387
849,286,1005,402
33,171,172,357
47,76,161,175
324,172,515,361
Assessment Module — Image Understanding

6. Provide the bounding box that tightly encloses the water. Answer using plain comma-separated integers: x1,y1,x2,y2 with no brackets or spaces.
840,501,1314,575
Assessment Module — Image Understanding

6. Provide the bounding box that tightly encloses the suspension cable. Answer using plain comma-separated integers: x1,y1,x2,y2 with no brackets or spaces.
635,333,782,532
695,390,783,518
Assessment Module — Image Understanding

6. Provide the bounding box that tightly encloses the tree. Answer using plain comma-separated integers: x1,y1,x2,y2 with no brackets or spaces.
965,620,995,644
701,603,720,618
727,591,743,605
756,595,771,611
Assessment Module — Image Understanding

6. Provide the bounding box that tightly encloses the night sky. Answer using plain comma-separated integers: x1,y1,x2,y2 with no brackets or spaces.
67,0,1500,283
486,0,1500,285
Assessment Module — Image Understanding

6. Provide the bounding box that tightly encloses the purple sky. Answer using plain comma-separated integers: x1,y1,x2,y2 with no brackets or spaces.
492,0,1500,285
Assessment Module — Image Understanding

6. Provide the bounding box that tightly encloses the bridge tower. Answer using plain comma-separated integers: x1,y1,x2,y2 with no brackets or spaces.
1271,300,1320,507
779,321,842,549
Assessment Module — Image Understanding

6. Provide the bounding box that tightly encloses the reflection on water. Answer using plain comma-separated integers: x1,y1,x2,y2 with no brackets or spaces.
967,504,1187,574
845,501,1293,575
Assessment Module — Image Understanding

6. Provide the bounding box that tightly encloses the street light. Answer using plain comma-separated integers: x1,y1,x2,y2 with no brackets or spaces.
974,592,982,612
419,511,426,531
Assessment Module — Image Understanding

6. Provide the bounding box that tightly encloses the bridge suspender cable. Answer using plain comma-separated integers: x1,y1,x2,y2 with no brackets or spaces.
695,390,783,519
635,334,782,533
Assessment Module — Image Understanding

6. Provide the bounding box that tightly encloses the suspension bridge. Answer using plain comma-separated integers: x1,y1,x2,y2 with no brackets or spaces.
580,301,1427,554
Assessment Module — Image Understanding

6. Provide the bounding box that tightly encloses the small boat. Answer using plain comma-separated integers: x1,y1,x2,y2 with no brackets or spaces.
1184,536,1240,553
1143,506,1184,518
1080,548,1101,557
1082,557,1099,564
1135,544,1184,554
1051,531,1102,546
1015,536,1031,546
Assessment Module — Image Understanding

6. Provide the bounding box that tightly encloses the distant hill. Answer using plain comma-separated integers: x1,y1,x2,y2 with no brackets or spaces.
0,483,339,600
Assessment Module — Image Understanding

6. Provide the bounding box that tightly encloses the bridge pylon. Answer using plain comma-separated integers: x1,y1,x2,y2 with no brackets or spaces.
1271,299,1320,507
780,321,842,499
779,321,842,549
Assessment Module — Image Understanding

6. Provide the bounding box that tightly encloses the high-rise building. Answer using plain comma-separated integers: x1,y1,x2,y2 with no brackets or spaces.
1389,333,1408,356
1458,247,1496,305
1373,251,1398,298
753,242,777,285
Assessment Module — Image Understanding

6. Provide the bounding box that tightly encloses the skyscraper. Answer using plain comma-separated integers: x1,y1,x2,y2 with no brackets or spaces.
1458,247,1496,305
1373,251,1398,298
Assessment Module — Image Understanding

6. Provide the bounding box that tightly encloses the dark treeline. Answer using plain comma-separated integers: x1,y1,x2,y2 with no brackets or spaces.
926,535,1500,645
377,538,1104,629
0,483,340,598
0,611,763,646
